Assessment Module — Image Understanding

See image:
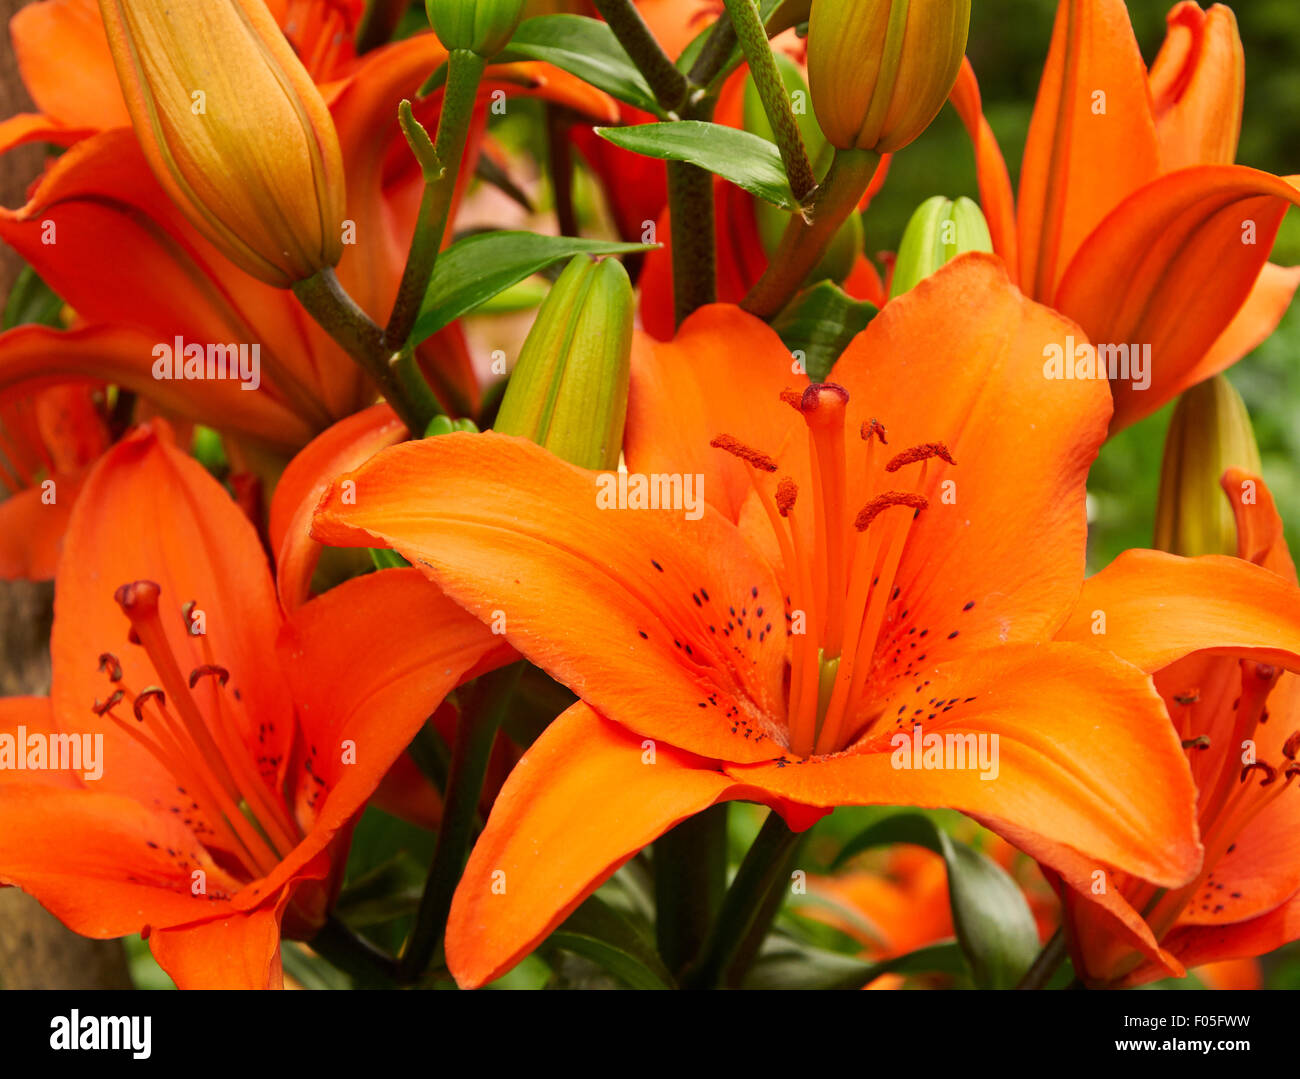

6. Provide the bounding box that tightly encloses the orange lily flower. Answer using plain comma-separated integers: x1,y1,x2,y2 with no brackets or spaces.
950,0,1300,431
312,255,1211,988
0,0,617,575
0,420,504,987
1051,469,1300,986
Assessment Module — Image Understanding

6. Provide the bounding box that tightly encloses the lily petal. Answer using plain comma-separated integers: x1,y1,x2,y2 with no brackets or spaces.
948,59,1018,272
148,884,294,989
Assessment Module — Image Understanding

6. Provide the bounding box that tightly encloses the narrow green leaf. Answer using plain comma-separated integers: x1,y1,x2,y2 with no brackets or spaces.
745,937,965,990
498,15,662,115
2,266,63,330
410,231,654,346
595,122,798,210
546,894,675,990
771,280,876,383
832,813,1041,989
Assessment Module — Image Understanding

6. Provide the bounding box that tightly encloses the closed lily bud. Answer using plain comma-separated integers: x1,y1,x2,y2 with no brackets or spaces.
426,0,526,57
1154,374,1262,557
98,0,345,289
889,195,992,298
494,256,633,469
808,0,971,154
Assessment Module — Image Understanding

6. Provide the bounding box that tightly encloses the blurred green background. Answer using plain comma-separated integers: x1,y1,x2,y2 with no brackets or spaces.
869,0,1300,571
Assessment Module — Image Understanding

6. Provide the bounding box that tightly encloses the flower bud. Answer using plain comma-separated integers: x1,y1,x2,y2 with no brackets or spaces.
98,0,346,289
807,0,971,154
1154,374,1262,557
426,0,526,57
494,255,632,469
889,196,992,298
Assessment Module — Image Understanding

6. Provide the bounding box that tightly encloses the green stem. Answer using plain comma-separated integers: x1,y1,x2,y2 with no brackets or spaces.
741,147,879,319
546,105,579,237
720,825,805,986
653,804,728,974
687,14,739,88
1015,927,1069,990
309,915,401,988
355,0,407,54
292,268,432,432
590,0,690,113
722,0,815,201
681,810,801,989
666,158,718,326
385,48,487,351
399,663,521,982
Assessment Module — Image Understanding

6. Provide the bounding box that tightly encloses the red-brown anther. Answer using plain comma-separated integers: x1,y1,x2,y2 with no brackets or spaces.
133,686,166,722
1173,690,1200,705
189,665,230,689
799,383,850,428
1241,761,1277,786
854,492,929,532
92,689,125,716
1181,735,1212,751
861,418,888,445
775,478,799,517
182,600,201,635
1285,762,1300,784
98,652,123,682
780,388,805,411
886,441,956,472
1283,731,1300,762
115,579,162,619
710,434,779,472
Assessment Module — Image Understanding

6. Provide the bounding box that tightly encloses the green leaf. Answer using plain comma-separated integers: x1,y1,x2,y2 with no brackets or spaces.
832,813,1040,989
498,15,662,115
2,266,63,330
771,280,877,382
410,231,654,347
595,122,798,210
745,937,965,990
546,894,675,990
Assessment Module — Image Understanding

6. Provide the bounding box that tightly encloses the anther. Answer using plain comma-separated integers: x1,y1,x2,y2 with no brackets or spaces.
1173,691,1200,706
779,388,805,411
1241,761,1277,786
92,689,125,716
133,686,166,722
98,652,123,682
1181,735,1211,751
861,419,888,445
1284,731,1300,762
854,492,929,532
189,665,230,689
775,478,798,517
885,442,956,472
710,434,778,472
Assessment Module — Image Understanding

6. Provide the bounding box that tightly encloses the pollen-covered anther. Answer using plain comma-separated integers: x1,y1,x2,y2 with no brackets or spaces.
779,388,805,411
710,434,778,472
854,492,929,532
133,686,166,722
92,689,125,716
861,418,888,445
98,652,123,682
189,664,230,689
1241,761,1277,786
885,441,956,472
1181,735,1211,751
775,478,798,517
182,600,203,636
1284,731,1300,762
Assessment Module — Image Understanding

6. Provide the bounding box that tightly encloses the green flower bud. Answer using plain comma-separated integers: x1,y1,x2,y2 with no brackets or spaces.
424,415,481,437
494,255,633,470
808,0,971,154
889,196,992,298
426,0,526,57
1154,375,1262,557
